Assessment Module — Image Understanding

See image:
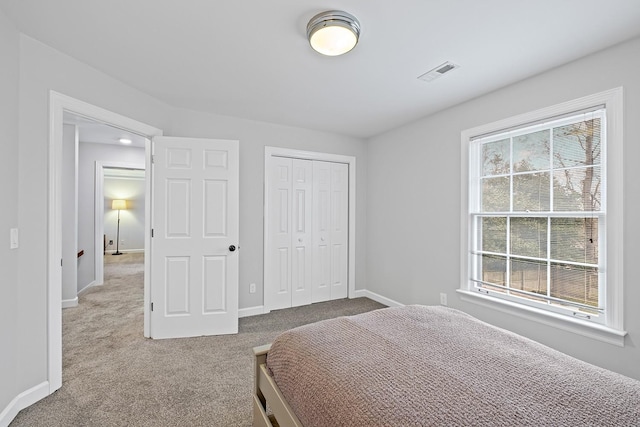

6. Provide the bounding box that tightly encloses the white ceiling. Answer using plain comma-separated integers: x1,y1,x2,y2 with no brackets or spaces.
4,1,640,138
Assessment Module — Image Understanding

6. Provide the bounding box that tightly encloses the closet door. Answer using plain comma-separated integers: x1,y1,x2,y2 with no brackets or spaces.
266,157,313,310
330,162,348,299
312,161,348,302
266,157,293,311
312,162,331,302
267,156,348,310
291,160,313,307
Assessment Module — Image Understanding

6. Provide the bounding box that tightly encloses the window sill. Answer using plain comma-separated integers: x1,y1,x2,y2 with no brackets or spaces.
456,289,627,347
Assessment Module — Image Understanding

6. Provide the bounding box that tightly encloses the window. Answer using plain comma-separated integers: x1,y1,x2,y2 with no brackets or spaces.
460,89,624,341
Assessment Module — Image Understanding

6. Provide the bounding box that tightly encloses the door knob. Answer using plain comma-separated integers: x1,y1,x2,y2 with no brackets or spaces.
229,245,236,252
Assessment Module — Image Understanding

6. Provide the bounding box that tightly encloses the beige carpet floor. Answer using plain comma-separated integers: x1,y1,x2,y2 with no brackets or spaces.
11,253,384,426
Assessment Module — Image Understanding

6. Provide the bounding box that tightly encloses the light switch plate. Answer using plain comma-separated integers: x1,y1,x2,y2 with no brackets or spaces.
10,228,18,249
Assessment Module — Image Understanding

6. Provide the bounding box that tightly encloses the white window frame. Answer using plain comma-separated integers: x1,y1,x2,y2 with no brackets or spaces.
459,88,625,346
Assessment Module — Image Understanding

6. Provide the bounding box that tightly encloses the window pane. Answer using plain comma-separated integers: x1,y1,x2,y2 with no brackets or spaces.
481,176,510,212
553,118,601,168
481,254,507,286
479,217,507,253
513,130,549,172
553,166,601,211
550,218,598,264
550,263,598,307
510,258,547,295
510,217,547,258
482,138,510,176
513,172,550,212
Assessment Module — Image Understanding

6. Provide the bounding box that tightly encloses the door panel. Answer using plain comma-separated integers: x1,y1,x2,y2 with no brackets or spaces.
291,159,312,307
203,256,226,312
312,161,331,302
266,157,293,310
151,137,238,339
330,163,348,299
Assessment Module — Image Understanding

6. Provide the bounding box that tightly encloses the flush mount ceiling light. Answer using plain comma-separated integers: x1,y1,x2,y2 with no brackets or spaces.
307,10,361,56
119,138,132,144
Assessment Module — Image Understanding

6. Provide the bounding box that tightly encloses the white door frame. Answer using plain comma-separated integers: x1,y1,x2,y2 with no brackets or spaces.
94,161,145,287
263,146,357,313
49,91,162,393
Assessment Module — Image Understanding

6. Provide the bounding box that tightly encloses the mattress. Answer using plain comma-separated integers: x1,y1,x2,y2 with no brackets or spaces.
266,305,640,426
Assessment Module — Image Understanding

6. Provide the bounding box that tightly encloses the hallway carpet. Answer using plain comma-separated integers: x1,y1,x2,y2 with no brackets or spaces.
11,253,384,426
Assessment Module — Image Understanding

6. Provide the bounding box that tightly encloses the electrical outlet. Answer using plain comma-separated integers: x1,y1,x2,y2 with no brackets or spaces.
440,293,448,306
109,240,114,246
249,283,256,294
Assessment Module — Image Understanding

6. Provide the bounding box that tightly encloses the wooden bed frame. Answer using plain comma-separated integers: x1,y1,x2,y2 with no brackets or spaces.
253,344,303,427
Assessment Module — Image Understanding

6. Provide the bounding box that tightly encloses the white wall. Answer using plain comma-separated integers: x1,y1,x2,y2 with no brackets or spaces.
366,36,640,379
169,108,368,310
16,34,171,401
10,14,636,427
0,6,20,416
104,176,146,253
77,143,145,291
9,32,367,420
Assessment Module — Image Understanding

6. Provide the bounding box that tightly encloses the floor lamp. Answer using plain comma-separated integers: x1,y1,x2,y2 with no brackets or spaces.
111,199,127,255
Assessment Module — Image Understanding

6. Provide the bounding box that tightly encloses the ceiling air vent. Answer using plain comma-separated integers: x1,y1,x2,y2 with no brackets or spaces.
418,61,460,83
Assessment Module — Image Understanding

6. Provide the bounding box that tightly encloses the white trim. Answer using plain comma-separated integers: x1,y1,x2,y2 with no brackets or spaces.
263,147,357,312
61,297,78,308
239,305,266,318
49,91,162,396
143,137,153,337
457,290,625,347
460,87,624,336
353,289,404,308
0,382,49,427
95,160,145,287
106,249,145,254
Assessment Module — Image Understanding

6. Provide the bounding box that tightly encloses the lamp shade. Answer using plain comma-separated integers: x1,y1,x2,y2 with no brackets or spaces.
307,10,360,56
112,199,127,210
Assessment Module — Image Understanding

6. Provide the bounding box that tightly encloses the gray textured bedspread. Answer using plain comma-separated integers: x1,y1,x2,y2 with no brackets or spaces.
266,305,640,426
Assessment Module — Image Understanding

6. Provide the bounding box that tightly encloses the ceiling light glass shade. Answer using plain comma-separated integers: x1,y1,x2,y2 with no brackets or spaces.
307,10,360,56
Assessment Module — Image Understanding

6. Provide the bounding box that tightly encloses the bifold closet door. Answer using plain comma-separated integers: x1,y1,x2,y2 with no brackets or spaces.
267,157,312,311
312,161,348,302
267,157,348,310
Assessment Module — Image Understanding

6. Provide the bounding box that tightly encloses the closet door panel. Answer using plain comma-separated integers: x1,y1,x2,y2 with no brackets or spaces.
266,157,293,310
291,159,313,307
330,162,348,299
312,161,332,303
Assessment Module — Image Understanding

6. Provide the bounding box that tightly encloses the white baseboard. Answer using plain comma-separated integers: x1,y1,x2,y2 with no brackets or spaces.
353,289,404,308
61,296,78,308
108,249,144,254
0,381,49,427
239,305,265,318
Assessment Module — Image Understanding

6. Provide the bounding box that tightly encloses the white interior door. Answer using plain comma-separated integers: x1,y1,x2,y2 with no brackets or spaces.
291,159,313,307
330,162,348,299
150,136,239,339
266,156,293,311
312,161,348,301
312,161,331,302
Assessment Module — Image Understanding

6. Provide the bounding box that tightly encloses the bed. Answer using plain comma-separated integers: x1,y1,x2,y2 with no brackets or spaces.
253,305,640,427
